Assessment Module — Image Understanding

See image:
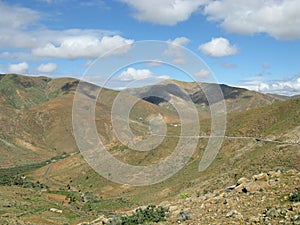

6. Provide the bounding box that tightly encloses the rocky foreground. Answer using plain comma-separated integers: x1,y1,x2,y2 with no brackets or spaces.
80,169,300,225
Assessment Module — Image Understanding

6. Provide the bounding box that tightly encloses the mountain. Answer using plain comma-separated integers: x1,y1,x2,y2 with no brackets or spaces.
0,74,286,167
127,79,286,117
0,74,178,167
0,74,85,167
0,74,299,224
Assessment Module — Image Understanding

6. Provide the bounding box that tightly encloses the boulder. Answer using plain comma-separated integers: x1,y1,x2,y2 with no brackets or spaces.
244,181,270,192
252,173,268,181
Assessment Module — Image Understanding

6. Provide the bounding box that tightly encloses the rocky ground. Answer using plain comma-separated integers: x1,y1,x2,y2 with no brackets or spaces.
81,169,300,225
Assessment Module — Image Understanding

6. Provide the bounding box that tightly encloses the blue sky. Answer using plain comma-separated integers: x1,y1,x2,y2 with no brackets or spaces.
0,0,300,95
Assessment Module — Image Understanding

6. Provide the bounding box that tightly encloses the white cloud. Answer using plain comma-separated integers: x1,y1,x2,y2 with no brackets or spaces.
115,67,170,83
194,69,211,79
33,35,134,59
0,2,40,48
0,2,40,30
199,37,238,57
165,37,190,64
94,67,171,89
238,76,300,96
120,0,207,25
8,62,29,74
203,0,300,40
0,2,133,60
120,0,300,39
37,63,57,73
118,68,153,81
170,37,190,46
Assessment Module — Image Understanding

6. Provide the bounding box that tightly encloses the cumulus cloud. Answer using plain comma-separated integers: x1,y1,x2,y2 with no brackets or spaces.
169,37,190,46
0,2,41,48
194,69,211,78
199,37,238,57
8,62,29,74
120,0,207,25
120,0,300,39
165,37,190,64
118,68,154,81
203,0,300,40
118,67,169,81
33,35,134,59
0,2,133,60
239,75,300,96
37,63,57,73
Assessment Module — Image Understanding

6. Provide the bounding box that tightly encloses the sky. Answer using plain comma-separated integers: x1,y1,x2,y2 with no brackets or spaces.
0,0,300,95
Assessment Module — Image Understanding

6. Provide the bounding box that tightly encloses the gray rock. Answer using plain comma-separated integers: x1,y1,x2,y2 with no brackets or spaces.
169,205,178,212
177,210,192,222
226,209,238,217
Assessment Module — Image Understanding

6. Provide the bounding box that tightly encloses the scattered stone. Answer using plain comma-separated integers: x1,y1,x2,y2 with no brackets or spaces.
226,210,237,217
268,171,282,178
265,208,280,218
169,205,178,212
252,173,268,181
226,209,243,219
49,208,62,214
159,201,171,208
77,169,300,225
177,210,192,223
249,216,260,223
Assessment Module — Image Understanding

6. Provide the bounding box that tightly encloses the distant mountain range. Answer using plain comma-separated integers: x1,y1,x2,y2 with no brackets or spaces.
0,74,295,167
127,79,288,117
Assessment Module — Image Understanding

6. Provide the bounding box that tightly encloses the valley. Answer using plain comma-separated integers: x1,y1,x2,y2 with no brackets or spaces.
0,74,299,224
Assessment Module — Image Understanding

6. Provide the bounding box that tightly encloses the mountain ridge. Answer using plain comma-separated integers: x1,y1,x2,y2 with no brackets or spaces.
127,79,288,116
0,74,299,224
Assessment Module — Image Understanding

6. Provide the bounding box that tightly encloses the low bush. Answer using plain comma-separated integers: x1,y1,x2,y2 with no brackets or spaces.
289,188,300,202
108,205,168,225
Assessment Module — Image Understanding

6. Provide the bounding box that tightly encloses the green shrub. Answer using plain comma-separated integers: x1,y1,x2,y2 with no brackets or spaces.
289,188,300,202
179,192,189,199
110,145,128,152
0,174,47,189
108,205,168,225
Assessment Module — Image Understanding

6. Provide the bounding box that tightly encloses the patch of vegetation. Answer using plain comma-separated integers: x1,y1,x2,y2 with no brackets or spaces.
203,189,213,195
0,174,47,189
179,192,190,199
0,153,69,177
108,205,168,225
110,145,128,152
289,188,300,202
66,191,82,203
0,162,47,177
81,196,133,213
